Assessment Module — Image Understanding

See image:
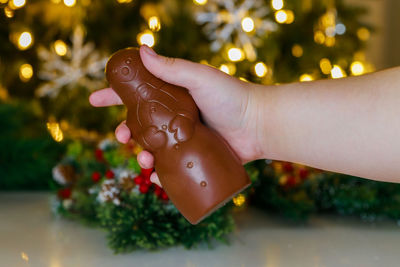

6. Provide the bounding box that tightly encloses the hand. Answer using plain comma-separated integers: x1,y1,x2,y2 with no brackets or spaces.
90,45,263,187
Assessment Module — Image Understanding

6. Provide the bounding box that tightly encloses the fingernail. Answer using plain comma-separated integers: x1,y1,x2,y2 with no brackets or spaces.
142,45,157,56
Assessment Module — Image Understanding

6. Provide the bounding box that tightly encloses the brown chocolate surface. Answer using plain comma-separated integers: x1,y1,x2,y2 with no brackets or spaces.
105,47,250,224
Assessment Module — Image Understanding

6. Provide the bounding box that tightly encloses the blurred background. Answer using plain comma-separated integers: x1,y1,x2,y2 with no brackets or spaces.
1,0,400,254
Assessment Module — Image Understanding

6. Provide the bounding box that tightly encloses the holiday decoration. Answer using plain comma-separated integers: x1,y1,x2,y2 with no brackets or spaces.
52,140,238,252
251,160,400,222
195,0,277,60
104,47,250,224
36,26,108,98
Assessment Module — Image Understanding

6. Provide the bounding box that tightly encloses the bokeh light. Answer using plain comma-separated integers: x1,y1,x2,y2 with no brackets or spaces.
350,61,365,76
331,65,346,79
54,40,67,56
63,0,76,7
137,31,155,47
299,74,313,82
17,31,33,50
254,62,268,77
227,47,244,62
148,16,161,32
241,17,255,32
19,63,33,82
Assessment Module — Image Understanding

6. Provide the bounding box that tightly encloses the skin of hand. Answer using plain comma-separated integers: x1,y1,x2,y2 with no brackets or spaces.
89,45,267,187
91,45,400,185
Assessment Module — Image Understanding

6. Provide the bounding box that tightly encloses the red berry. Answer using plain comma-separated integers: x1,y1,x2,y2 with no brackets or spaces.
105,170,115,179
299,168,309,180
58,188,72,199
154,186,162,196
144,177,152,186
133,175,144,185
282,162,294,173
139,184,149,194
92,171,101,182
95,149,104,162
161,191,169,200
140,168,153,178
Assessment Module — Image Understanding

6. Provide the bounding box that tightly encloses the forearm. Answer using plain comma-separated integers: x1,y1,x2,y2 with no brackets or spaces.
257,67,400,182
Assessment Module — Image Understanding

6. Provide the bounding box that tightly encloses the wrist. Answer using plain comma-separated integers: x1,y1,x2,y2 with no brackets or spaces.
251,83,286,161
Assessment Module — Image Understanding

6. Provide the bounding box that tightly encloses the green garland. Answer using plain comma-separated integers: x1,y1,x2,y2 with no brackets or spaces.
53,140,240,252
251,160,400,222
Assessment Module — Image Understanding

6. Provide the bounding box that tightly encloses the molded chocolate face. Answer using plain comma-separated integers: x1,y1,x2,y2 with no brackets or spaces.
106,48,141,84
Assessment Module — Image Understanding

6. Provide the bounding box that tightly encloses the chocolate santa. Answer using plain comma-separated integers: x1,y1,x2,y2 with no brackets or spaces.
105,47,250,224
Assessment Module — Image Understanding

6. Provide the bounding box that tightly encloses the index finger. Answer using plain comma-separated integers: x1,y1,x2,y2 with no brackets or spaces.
89,88,123,107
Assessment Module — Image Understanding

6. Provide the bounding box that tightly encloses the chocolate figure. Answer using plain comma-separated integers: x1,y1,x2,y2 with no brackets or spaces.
105,47,250,224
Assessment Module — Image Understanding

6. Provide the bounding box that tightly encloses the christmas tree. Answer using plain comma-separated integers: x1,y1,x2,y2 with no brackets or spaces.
3,0,398,252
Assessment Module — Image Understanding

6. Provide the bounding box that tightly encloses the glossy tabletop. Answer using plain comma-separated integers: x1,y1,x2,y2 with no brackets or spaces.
1,192,399,267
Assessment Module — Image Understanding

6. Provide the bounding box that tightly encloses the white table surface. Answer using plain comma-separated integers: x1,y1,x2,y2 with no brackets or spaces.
1,192,400,267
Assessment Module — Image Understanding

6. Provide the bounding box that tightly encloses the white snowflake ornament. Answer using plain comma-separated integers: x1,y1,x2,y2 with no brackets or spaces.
195,0,277,60
36,26,108,98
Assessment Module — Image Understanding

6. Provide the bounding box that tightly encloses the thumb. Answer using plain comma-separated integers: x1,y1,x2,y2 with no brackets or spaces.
139,45,241,92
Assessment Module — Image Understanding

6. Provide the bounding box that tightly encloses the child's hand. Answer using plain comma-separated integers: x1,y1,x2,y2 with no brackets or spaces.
89,45,263,187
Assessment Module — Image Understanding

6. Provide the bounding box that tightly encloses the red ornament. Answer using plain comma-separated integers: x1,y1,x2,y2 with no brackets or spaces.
95,148,104,162
299,168,309,180
58,188,72,199
140,168,153,178
92,171,101,182
133,175,144,185
161,191,169,200
286,175,297,187
105,170,115,179
154,185,162,196
139,184,150,194
282,162,294,173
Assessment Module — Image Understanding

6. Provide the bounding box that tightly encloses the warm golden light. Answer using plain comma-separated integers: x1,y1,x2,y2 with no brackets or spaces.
291,44,303,57
314,30,325,44
51,0,62,3
275,10,294,24
254,62,268,77
319,58,332,74
227,47,244,62
47,122,64,142
219,63,236,75
21,252,29,262
275,10,287,23
233,194,246,207
271,0,283,10
137,31,155,47
325,36,335,47
299,74,313,82
54,40,67,56
17,31,33,50
241,17,255,33
148,16,161,32
10,0,26,9
357,27,370,41
4,7,14,18
219,64,229,74
350,61,365,76
331,65,346,79
0,86,9,101
193,0,207,5
19,63,33,82
63,0,76,7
